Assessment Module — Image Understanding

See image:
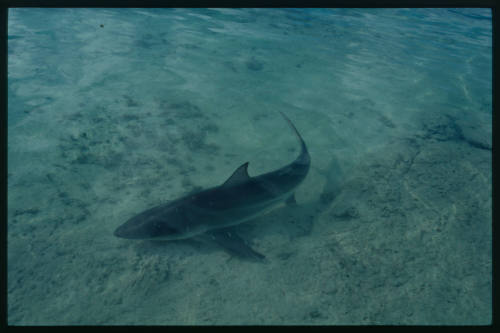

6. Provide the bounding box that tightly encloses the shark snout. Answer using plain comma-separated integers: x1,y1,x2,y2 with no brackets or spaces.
113,222,144,239
113,224,129,238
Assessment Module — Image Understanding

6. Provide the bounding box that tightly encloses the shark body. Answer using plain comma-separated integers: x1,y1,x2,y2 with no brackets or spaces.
114,112,310,260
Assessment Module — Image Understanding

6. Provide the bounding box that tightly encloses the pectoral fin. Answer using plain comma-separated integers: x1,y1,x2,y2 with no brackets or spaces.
285,193,297,206
205,229,265,261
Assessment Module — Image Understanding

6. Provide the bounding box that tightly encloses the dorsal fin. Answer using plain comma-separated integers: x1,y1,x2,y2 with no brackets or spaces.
222,162,251,187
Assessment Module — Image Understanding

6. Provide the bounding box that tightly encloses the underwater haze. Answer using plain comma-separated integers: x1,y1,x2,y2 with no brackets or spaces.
7,8,492,325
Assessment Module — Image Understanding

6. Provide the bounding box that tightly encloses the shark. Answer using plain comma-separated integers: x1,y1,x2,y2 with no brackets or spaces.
114,112,310,260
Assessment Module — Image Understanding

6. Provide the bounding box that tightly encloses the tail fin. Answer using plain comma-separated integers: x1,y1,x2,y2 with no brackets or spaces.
279,112,310,165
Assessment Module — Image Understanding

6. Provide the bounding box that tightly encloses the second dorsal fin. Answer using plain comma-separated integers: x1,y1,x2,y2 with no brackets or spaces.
222,162,251,187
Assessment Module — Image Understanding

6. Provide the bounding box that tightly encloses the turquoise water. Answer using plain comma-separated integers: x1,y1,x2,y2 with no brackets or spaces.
8,8,491,325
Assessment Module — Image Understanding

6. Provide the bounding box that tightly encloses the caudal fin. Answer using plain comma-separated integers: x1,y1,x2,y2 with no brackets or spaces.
279,111,310,165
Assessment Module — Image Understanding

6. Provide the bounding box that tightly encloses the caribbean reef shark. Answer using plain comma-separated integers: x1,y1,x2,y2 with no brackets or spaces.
114,112,310,260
